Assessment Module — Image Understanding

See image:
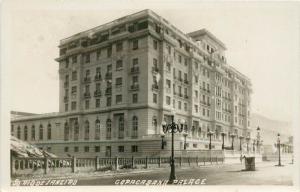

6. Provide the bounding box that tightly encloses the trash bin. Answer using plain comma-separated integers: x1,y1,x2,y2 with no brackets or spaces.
244,157,255,171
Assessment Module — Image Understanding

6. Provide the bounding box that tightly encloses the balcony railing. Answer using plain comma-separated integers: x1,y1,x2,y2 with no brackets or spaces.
83,77,91,83
94,90,102,97
105,88,112,95
130,67,140,74
94,75,102,81
105,72,112,80
130,84,139,91
184,80,189,84
84,92,91,98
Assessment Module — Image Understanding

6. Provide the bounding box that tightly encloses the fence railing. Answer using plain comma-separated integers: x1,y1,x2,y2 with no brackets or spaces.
11,155,224,176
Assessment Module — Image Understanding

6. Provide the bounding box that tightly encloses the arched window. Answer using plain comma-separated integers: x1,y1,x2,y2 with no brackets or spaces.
132,116,138,138
24,126,28,141
17,126,21,139
74,120,79,141
39,124,44,140
118,116,124,139
31,125,35,141
106,119,111,139
64,122,69,141
95,119,100,140
84,120,90,140
47,123,51,140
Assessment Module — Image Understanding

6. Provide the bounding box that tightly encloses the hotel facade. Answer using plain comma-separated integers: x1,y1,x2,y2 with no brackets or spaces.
11,10,253,158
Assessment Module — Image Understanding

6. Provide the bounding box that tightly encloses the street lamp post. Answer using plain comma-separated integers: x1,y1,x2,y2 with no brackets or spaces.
207,130,214,150
230,133,236,150
239,136,244,151
277,133,282,166
183,132,188,150
162,115,184,184
246,136,250,153
256,126,261,154
253,139,256,153
221,132,226,150
161,133,165,150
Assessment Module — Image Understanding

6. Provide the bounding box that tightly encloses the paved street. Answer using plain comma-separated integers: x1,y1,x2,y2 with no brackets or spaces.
76,162,293,185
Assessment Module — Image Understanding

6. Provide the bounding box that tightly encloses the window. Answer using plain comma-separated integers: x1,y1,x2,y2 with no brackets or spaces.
85,100,90,109
131,145,138,153
31,125,35,140
118,146,125,153
167,45,171,54
184,103,188,111
11,124,14,136
71,71,77,81
178,55,182,63
166,62,171,72
178,101,182,110
116,60,123,70
64,147,69,152
107,46,112,57
195,105,198,113
153,40,158,50
166,79,171,88
47,124,51,140
96,99,100,108
72,55,77,64
116,42,123,52
153,58,158,67
71,101,76,110
84,146,89,152
106,119,112,139
132,116,138,138
96,49,101,60
95,146,100,152
74,121,79,141
166,96,171,105
116,77,122,86
39,124,43,140
65,103,68,111
84,120,89,140
107,97,111,107
71,86,77,95
133,58,138,67
64,122,69,141
116,95,122,104
85,53,90,63
24,126,28,141
74,146,79,152
132,93,138,103
118,116,124,139
202,108,205,116
153,93,157,103
132,39,138,50
132,76,138,85
95,119,100,140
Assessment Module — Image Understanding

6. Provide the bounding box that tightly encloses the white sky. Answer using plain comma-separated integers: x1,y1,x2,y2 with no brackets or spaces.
4,0,300,122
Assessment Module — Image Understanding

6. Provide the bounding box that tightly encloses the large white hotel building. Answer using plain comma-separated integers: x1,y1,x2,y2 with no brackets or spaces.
11,9,252,157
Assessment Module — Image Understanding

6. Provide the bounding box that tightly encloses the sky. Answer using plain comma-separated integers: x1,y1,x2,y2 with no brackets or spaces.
4,0,300,122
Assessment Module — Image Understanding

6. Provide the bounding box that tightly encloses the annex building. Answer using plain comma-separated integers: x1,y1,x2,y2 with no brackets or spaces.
11,9,253,158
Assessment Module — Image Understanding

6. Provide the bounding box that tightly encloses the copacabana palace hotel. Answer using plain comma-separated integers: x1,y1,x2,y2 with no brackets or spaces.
11,9,253,158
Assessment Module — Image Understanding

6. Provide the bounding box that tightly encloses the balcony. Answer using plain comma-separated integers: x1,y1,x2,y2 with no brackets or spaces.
152,67,159,73
63,96,68,102
152,84,159,91
184,95,189,99
84,92,91,98
94,90,102,97
130,84,139,91
105,72,112,80
105,88,112,95
130,67,140,74
184,80,189,84
94,75,102,81
64,82,69,88
83,77,91,83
